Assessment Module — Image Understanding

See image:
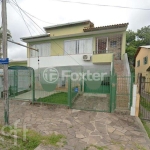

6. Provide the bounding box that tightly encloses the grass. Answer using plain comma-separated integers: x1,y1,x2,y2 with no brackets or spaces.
84,145,108,150
140,96,150,111
37,92,68,105
0,125,66,150
142,120,150,138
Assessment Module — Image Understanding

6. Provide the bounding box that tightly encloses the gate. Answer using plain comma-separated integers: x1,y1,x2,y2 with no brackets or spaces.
115,75,134,109
139,74,150,121
8,66,35,101
109,74,134,112
70,73,111,112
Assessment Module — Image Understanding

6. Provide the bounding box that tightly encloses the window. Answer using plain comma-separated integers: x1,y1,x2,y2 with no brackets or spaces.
30,43,51,57
137,60,140,67
110,41,117,47
143,56,148,65
64,38,92,55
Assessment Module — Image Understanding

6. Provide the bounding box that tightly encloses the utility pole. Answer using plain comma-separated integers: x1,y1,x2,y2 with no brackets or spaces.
2,0,9,125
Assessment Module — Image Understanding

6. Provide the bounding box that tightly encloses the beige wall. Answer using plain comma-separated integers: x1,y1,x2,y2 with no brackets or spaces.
92,53,113,63
135,47,150,85
46,23,90,37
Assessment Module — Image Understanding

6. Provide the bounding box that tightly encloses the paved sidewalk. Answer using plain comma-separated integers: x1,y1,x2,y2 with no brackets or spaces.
0,100,150,150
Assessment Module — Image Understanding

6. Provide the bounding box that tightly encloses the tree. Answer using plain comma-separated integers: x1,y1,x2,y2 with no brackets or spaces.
126,30,136,44
126,26,150,67
137,26,150,45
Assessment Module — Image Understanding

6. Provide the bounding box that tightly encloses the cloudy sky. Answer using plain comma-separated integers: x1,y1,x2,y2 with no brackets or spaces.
0,0,150,60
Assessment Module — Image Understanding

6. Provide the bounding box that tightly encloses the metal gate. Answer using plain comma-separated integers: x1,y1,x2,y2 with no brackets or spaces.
8,66,35,101
138,74,150,121
109,74,134,112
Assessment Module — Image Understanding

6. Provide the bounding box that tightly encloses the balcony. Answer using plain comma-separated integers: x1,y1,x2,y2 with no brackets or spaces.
92,50,113,63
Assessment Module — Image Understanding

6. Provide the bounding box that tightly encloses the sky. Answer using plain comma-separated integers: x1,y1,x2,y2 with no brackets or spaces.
0,0,150,60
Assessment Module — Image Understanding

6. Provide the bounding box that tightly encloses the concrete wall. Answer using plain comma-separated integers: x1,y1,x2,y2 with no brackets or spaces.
28,54,111,70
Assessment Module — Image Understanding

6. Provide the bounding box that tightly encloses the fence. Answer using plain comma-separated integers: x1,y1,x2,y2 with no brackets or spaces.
69,67,111,112
139,75,150,121
0,65,134,113
6,66,35,101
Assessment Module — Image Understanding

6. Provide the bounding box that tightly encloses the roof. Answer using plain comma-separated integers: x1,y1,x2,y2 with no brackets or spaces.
83,23,129,32
21,33,50,41
146,66,150,71
135,45,150,58
44,20,94,30
140,45,150,49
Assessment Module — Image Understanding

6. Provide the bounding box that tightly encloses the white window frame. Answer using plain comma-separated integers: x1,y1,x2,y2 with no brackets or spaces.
64,37,93,55
30,42,51,58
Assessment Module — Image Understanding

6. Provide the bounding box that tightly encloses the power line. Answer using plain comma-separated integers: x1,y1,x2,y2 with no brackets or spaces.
51,40,82,66
9,2,40,34
10,0,46,34
9,0,58,25
8,1,84,66
12,0,32,36
8,2,41,35
49,0,150,11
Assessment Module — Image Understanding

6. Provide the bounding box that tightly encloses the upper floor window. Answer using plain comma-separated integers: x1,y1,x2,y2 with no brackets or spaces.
30,43,51,57
110,41,117,47
137,60,140,67
64,38,92,55
96,35,122,56
143,56,148,65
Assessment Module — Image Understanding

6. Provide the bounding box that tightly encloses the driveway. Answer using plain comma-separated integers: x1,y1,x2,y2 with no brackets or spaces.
0,100,150,150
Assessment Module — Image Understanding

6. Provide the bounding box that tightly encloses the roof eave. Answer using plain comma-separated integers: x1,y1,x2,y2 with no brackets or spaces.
44,20,93,30
21,33,50,41
21,27,126,43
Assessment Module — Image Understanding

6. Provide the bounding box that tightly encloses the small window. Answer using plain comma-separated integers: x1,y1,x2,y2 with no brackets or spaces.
110,41,117,47
143,56,148,65
137,60,140,67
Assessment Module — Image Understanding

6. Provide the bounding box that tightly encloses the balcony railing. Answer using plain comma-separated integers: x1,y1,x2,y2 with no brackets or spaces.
93,50,113,54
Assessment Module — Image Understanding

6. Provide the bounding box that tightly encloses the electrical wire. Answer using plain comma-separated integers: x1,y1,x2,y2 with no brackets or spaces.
8,2,41,34
10,0,46,34
8,0,85,66
12,0,32,36
49,0,150,11
9,0,57,25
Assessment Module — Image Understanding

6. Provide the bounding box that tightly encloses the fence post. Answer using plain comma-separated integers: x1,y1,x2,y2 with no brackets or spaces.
110,74,117,113
130,73,134,108
68,72,71,108
139,73,142,95
32,69,35,103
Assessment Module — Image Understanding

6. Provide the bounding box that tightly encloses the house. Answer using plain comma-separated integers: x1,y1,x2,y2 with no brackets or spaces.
21,20,128,72
21,20,131,109
135,45,150,92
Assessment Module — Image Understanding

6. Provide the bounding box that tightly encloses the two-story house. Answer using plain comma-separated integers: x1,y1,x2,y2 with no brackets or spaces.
20,20,130,109
21,20,128,74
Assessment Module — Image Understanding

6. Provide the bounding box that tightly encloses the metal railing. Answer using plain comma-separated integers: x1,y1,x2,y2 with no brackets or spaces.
139,76,150,121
